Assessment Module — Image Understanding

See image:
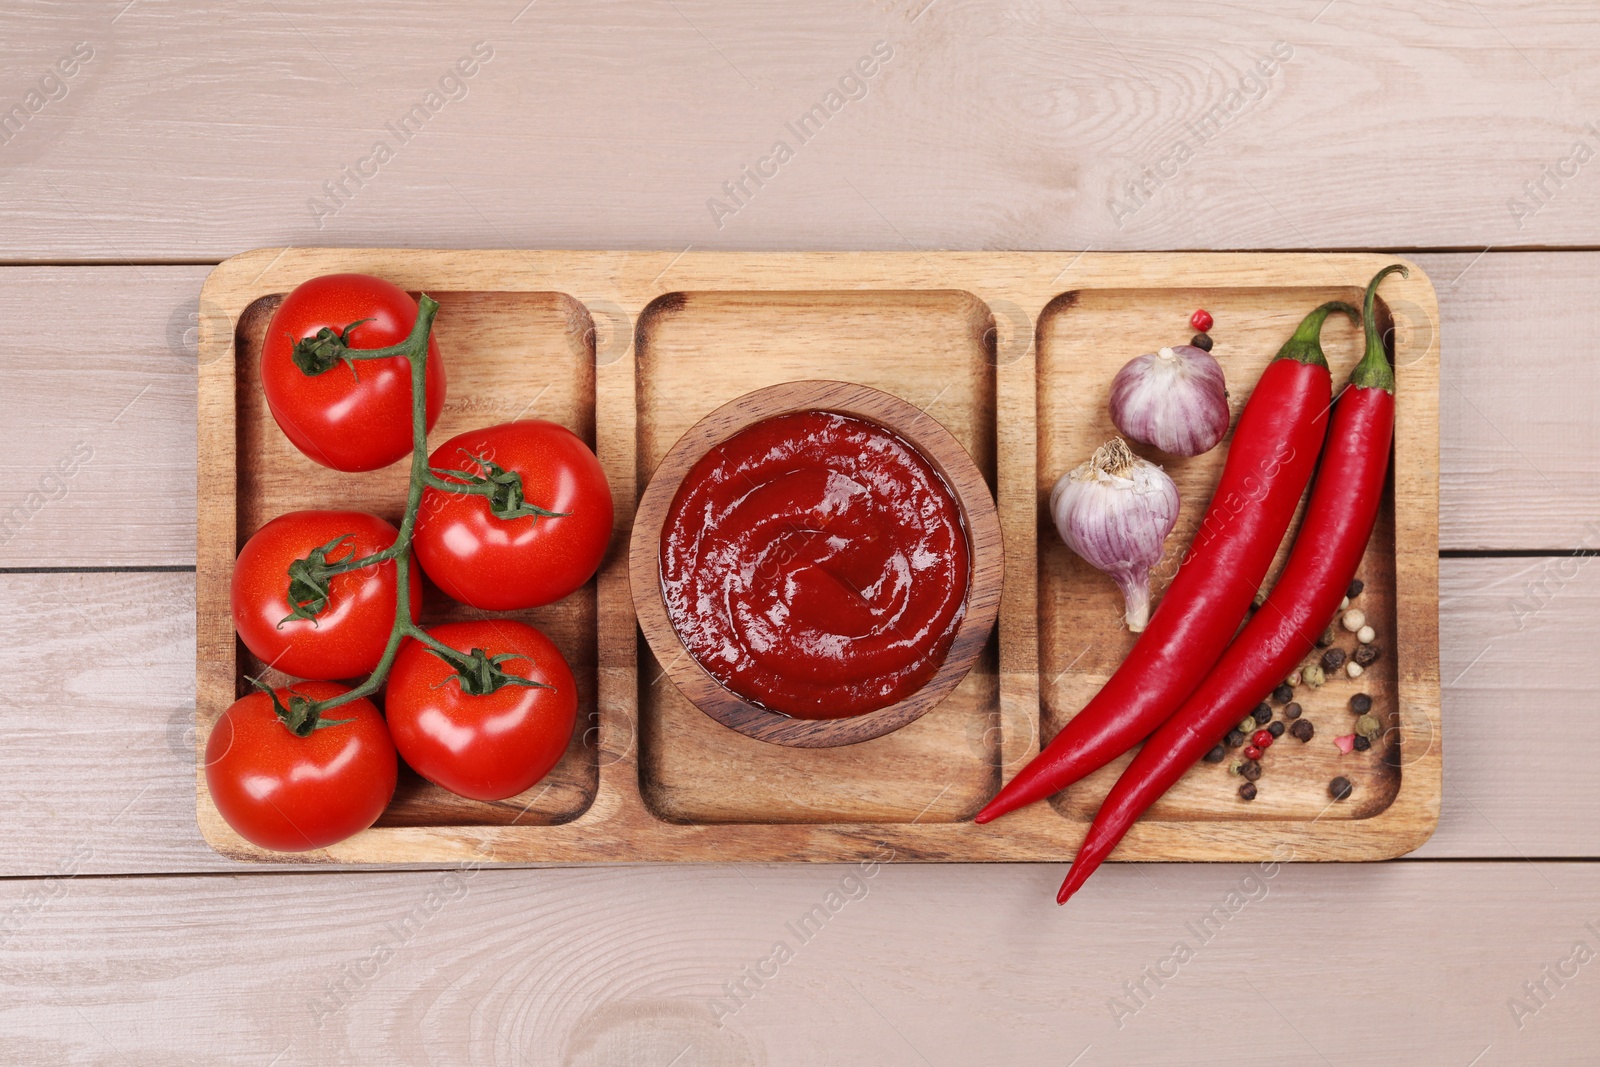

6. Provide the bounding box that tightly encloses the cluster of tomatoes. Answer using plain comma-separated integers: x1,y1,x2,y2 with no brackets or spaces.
207,274,613,852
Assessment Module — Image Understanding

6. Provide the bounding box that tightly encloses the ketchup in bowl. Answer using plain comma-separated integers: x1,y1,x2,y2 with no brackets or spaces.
660,410,970,719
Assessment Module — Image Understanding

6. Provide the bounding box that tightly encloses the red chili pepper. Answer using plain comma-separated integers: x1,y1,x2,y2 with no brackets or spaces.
975,299,1356,825
1056,265,1406,904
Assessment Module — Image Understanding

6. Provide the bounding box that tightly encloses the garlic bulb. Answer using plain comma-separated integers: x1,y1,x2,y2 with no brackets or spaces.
1109,344,1230,456
1050,438,1180,631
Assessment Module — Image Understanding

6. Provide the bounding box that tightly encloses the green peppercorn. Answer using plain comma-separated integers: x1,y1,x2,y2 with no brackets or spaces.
1284,701,1302,720
1321,647,1347,674
1354,643,1381,667
1347,579,1364,599
1355,713,1381,739
1316,625,1336,649
1239,715,1257,733
1289,718,1314,742
1241,760,1262,782
1329,776,1353,801
1272,682,1294,705
1303,663,1326,688
1252,703,1272,725
1349,693,1373,715
1353,734,1371,751
1239,782,1258,801
1229,760,1243,776
1267,720,1285,738
1204,743,1226,763
1226,729,1246,748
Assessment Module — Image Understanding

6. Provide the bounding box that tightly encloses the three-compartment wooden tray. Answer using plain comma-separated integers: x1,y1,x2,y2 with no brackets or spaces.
196,249,1441,865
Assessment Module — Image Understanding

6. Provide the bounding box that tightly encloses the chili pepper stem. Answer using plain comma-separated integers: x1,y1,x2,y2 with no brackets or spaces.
1272,300,1360,367
1349,265,1408,392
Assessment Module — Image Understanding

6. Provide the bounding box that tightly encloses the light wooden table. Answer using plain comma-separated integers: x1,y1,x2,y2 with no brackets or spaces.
3,2,1597,1063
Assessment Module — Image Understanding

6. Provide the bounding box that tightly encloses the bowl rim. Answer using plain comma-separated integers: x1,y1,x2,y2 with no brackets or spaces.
627,379,1004,748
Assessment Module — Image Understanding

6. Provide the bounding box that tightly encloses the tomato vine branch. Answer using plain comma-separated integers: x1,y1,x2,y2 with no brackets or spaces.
271,294,542,721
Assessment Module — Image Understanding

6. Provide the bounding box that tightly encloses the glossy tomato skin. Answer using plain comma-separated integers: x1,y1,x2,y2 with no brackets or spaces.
205,681,397,852
261,273,446,472
386,621,579,801
414,421,613,610
231,510,421,681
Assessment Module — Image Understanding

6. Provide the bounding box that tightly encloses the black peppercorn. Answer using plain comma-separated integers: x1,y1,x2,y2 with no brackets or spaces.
1226,729,1246,748
1349,693,1373,715
1191,332,1213,351
1239,782,1257,801
1321,647,1346,673
1354,643,1381,667
1252,703,1272,725
1204,743,1226,763
1267,720,1285,738
1289,718,1314,742
1347,579,1364,599
1353,733,1371,751
1272,682,1294,705
1241,760,1262,782
1283,701,1302,720
1329,776,1353,801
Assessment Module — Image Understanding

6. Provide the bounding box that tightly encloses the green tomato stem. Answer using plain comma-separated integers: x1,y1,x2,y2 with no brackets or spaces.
268,293,548,722
299,294,441,716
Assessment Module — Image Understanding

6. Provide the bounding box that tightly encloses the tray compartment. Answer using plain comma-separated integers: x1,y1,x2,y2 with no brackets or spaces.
633,289,1001,823
231,289,601,826
1035,286,1401,824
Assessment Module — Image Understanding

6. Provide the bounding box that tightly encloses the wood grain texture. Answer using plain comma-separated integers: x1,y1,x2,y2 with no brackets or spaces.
194,248,1438,865
2,862,1599,1064
1433,252,1600,551
0,3,1591,1056
0,253,1590,561
2,2,1599,258
0,557,1585,872
0,266,203,567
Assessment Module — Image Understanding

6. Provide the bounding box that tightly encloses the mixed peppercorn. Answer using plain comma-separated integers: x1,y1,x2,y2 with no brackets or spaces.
1215,575,1384,802
1190,307,1214,351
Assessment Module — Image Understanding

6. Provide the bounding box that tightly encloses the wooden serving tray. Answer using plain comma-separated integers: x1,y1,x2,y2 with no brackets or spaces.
196,249,1441,865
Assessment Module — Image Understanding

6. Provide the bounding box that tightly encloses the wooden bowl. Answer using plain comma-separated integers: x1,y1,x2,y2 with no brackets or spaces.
629,380,1003,748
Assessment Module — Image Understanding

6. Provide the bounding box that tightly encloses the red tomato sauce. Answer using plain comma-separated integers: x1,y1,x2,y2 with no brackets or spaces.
660,410,970,719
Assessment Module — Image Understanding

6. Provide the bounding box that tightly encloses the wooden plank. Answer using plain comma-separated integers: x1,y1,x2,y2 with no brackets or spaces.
0,266,204,567
0,862,1596,1063
0,554,1589,874
1421,251,1600,552
0,570,210,874
1415,554,1600,857
1,2,1599,259
0,255,1592,563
